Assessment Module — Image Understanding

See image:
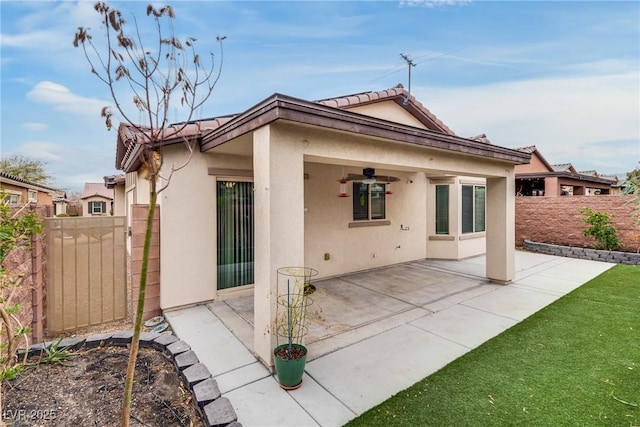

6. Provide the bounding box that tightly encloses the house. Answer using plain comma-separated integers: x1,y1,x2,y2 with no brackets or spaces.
0,171,67,215
515,146,617,196
114,84,530,366
81,182,114,216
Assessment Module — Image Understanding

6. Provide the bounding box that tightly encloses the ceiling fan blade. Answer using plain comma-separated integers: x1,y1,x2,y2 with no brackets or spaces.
343,174,400,182
376,175,401,183
344,174,366,181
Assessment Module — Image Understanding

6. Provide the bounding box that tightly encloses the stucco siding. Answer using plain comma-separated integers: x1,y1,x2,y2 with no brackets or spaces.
158,146,219,309
304,163,427,279
515,152,550,173
346,101,428,129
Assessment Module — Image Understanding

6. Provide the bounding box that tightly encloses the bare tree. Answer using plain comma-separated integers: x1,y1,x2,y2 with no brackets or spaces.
74,3,223,425
0,155,52,185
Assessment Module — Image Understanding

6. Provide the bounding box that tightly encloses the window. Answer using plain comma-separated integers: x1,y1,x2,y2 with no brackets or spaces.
435,185,449,234
462,185,485,233
353,182,386,221
3,193,21,204
89,201,107,215
28,190,37,203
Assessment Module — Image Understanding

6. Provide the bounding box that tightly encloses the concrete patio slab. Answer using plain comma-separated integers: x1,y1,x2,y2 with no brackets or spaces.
214,361,271,394
305,324,468,415
287,373,356,427
410,304,518,348
164,305,256,377
306,307,427,362
461,285,562,321
164,251,616,426
223,376,319,426
335,262,483,306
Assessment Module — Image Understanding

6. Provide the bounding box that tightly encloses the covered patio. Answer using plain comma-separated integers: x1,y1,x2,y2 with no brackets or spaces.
164,251,614,426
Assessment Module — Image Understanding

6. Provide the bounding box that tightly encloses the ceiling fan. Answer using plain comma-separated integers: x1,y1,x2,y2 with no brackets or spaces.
342,167,400,184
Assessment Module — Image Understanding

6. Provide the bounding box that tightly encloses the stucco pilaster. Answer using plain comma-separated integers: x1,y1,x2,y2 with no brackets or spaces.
486,175,515,283
252,125,305,366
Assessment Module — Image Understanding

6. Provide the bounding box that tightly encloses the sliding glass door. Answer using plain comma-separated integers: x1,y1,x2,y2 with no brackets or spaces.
217,180,254,290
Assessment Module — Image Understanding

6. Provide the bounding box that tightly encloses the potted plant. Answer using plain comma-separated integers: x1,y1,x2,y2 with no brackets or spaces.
273,267,317,390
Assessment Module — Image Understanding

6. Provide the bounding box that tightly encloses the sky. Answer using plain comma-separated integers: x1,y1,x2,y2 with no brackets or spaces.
1,0,639,193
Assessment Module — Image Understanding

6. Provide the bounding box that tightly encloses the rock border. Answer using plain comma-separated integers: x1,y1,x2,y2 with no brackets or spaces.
523,239,640,265
20,332,241,427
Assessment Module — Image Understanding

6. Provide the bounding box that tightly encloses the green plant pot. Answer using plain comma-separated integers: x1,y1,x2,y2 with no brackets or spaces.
273,344,307,390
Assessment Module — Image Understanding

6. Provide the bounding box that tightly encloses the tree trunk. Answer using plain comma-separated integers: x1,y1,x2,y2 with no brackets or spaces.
121,183,157,426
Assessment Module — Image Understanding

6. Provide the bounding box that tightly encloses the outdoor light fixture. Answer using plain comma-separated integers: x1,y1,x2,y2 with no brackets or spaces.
337,180,349,197
361,177,376,185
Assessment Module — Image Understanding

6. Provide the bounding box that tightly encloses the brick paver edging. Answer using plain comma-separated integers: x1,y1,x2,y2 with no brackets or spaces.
523,239,640,265
20,332,241,427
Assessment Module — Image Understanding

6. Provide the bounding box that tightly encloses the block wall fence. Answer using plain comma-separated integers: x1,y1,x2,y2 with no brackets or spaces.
515,195,639,253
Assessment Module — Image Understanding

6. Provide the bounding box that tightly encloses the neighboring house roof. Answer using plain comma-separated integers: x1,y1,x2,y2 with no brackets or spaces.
552,163,577,174
599,174,619,183
116,84,530,173
515,145,554,172
514,147,619,187
515,146,618,186
0,171,64,194
81,182,113,200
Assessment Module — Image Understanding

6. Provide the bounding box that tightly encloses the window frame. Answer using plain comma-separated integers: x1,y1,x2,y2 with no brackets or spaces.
3,191,21,204
461,184,486,234
352,182,386,222
435,184,450,235
89,201,106,215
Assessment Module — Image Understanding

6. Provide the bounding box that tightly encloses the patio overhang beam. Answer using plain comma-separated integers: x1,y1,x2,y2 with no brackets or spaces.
516,172,617,185
200,94,531,165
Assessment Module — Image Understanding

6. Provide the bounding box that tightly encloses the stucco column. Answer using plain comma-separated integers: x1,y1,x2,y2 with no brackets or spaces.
544,176,559,197
252,124,305,367
486,175,515,284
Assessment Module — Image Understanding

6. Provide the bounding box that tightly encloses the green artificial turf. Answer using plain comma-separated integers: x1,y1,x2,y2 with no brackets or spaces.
346,264,640,426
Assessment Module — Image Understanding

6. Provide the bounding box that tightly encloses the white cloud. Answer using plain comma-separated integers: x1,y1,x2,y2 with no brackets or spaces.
417,69,639,173
21,122,48,131
26,81,109,117
11,142,69,162
0,31,60,48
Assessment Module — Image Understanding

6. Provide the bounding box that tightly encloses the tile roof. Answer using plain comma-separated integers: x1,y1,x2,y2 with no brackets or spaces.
515,145,537,154
552,163,574,172
0,171,63,193
116,84,504,171
315,83,456,135
81,182,113,200
468,134,491,144
598,174,619,183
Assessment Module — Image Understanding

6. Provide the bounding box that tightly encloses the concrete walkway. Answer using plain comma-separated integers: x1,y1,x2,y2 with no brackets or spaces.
164,251,614,427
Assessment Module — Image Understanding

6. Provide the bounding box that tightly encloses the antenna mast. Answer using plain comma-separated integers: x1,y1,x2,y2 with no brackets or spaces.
400,53,416,94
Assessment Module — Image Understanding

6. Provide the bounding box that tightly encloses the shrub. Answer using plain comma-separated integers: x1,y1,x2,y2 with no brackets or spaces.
580,207,620,251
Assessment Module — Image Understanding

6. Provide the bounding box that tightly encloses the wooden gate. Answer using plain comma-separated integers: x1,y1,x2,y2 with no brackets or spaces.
45,216,127,334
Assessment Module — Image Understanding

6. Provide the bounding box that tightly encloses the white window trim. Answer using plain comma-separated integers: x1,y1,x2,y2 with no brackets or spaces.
461,184,486,234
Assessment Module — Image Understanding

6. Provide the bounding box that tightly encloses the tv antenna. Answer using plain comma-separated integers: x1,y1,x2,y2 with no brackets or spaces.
400,53,416,94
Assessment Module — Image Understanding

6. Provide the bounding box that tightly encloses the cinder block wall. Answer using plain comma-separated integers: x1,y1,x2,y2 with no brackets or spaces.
515,195,639,252
131,205,161,320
